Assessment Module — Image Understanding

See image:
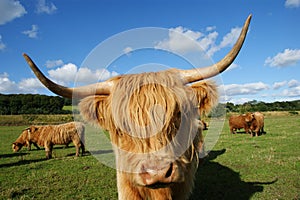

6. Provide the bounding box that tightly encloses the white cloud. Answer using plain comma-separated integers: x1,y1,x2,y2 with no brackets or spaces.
206,26,216,32
18,78,44,93
0,73,17,93
45,59,64,68
155,26,204,54
282,86,300,97
0,73,45,93
288,79,300,88
207,27,242,57
226,63,239,71
155,25,243,58
48,63,119,85
123,47,133,55
264,49,300,67
219,79,300,104
199,32,218,56
220,27,242,48
226,97,253,105
36,0,57,14
285,0,300,8
273,81,287,90
220,82,269,96
22,25,39,39
76,67,119,83
0,66,119,94
48,63,78,84
0,35,6,51
0,0,26,25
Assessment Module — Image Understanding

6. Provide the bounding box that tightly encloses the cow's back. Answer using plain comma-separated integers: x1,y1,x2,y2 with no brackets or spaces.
229,115,246,129
30,122,81,146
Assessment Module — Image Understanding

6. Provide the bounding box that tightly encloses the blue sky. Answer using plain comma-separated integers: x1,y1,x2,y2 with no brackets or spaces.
0,0,300,104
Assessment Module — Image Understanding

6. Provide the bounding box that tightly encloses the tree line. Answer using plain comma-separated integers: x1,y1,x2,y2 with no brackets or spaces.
0,94,72,115
0,93,299,115
225,100,300,113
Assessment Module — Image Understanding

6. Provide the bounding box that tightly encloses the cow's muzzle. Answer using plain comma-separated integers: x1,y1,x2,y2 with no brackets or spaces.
139,160,182,187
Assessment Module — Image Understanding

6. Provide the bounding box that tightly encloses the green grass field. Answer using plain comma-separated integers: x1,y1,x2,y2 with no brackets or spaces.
0,113,299,199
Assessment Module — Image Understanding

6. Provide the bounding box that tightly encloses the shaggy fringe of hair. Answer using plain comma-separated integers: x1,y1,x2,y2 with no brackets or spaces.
110,71,199,152
79,72,218,163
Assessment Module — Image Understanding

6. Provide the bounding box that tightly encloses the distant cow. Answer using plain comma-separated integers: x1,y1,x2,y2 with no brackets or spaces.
12,130,40,151
229,113,254,134
250,112,265,137
13,122,85,159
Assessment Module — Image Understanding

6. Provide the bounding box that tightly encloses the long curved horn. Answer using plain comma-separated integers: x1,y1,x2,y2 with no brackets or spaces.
23,53,114,98
180,14,252,83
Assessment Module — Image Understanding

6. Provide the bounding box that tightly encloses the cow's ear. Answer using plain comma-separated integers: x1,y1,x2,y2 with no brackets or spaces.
79,95,111,130
191,80,218,116
29,126,37,133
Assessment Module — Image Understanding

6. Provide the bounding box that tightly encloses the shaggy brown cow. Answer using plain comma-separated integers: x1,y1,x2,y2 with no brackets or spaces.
12,130,40,152
13,122,85,159
250,112,265,137
229,112,254,134
22,15,251,200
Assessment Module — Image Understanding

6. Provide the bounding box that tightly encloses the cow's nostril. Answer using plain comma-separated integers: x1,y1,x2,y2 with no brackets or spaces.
165,163,173,178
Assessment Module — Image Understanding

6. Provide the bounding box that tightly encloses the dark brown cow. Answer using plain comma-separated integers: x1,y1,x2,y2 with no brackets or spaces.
229,112,254,134
250,112,265,137
23,15,251,200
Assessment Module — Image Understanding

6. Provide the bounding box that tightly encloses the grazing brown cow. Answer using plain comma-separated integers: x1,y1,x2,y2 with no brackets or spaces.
250,112,265,137
229,112,254,134
13,122,85,159
12,130,40,152
23,15,251,200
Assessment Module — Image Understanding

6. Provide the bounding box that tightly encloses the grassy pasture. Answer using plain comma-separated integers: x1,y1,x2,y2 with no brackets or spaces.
0,113,299,199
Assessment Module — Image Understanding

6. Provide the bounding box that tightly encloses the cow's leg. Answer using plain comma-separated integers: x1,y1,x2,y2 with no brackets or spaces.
249,129,253,137
230,127,235,134
26,141,31,151
74,141,80,157
45,143,53,159
261,126,265,134
245,126,250,134
75,145,79,157
80,142,85,156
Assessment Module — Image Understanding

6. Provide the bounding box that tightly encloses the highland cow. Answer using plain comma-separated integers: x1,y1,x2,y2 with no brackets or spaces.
250,112,265,137
229,113,254,134
13,122,85,159
22,15,251,200
12,130,40,152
